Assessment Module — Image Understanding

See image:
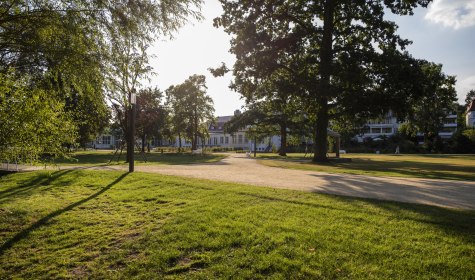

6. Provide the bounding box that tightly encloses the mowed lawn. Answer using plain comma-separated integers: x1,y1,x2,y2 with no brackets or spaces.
257,153,475,181
48,150,226,166
0,170,474,279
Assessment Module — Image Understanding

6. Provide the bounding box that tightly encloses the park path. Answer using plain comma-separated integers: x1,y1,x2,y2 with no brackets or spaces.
14,153,475,210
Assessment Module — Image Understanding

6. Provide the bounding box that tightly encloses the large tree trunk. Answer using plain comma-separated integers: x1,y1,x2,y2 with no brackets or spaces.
314,99,329,162
141,134,146,152
313,0,335,162
279,124,287,156
178,133,182,152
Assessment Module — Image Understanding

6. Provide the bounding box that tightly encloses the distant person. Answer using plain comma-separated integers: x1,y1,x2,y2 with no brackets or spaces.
395,145,400,154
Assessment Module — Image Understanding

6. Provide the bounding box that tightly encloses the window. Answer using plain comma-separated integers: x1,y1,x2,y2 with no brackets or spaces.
225,136,229,144
238,134,243,144
102,135,111,145
361,127,370,134
382,127,392,134
214,137,218,145
244,136,248,144
443,118,457,124
371,127,381,134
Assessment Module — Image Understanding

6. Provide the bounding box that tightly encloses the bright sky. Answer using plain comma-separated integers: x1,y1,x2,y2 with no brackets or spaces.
149,0,475,116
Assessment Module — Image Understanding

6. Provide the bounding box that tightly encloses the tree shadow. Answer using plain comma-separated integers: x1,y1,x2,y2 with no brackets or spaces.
306,173,475,209
0,172,128,255
263,157,475,181
233,188,475,245
0,170,76,201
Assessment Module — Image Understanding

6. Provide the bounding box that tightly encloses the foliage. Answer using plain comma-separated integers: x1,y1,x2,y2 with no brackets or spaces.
465,89,475,108
401,61,457,150
215,0,432,162
0,170,474,278
0,71,76,162
0,0,203,153
166,75,215,150
136,87,168,152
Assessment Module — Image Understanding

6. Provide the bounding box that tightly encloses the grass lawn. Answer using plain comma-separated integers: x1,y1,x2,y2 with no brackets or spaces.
0,170,474,279
257,153,475,181
47,150,226,166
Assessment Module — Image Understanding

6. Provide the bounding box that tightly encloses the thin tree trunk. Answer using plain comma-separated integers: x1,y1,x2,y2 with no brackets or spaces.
178,133,182,152
279,124,287,156
313,0,335,162
141,134,146,152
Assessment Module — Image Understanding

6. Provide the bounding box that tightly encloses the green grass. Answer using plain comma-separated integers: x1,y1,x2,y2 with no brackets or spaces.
0,170,474,279
257,153,475,181
48,150,226,166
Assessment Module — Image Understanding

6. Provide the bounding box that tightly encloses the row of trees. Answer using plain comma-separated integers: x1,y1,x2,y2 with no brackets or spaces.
0,0,202,162
110,74,214,153
211,0,461,161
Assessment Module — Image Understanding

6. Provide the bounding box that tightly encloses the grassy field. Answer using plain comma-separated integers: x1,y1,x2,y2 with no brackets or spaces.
47,150,226,166
257,153,475,181
0,170,474,279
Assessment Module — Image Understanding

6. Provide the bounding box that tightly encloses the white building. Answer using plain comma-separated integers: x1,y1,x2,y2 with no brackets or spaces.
206,115,281,151
356,110,458,142
173,113,281,152
466,99,475,128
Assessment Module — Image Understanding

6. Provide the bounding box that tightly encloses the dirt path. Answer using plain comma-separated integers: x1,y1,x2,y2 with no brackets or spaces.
14,154,475,210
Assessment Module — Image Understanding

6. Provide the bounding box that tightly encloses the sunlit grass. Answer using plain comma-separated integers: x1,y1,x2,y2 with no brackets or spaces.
1,170,474,278
257,153,475,181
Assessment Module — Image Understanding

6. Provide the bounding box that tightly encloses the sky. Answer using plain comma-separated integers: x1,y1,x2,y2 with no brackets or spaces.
149,0,475,116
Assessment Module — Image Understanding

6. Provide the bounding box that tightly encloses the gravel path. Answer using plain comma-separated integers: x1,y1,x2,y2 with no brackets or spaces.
13,154,475,210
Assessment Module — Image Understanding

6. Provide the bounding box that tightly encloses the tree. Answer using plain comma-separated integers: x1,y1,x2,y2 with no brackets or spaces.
1,0,203,159
465,90,475,108
166,75,215,151
0,71,76,162
136,87,167,152
400,61,457,150
215,0,432,162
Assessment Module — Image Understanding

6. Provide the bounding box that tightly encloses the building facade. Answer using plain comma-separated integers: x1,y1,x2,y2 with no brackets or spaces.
356,110,458,142
174,114,281,151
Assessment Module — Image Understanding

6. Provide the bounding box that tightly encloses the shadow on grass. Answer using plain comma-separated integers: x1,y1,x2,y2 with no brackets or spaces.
56,152,225,166
0,170,76,202
0,172,128,255
261,157,475,181
234,189,475,245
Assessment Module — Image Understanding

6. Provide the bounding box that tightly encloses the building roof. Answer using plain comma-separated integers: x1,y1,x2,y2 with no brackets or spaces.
209,116,233,133
467,99,475,113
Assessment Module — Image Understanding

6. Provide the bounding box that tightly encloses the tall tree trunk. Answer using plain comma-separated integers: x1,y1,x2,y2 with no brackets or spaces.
141,134,146,152
193,111,199,150
313,0,335,162
178,133,182,152
279,124,287,156
314,98,329,161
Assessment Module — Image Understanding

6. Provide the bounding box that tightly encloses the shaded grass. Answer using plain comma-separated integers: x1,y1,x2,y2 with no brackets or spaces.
257,153,475,181
49,150,226,166
0,170,474,279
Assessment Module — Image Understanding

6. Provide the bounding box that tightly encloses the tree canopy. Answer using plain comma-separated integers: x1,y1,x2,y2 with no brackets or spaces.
0,0,203,160
166,75,215,151
215,0,432,161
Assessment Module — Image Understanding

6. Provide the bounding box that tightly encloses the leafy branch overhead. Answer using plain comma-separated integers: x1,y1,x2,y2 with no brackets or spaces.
0,0,202,161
